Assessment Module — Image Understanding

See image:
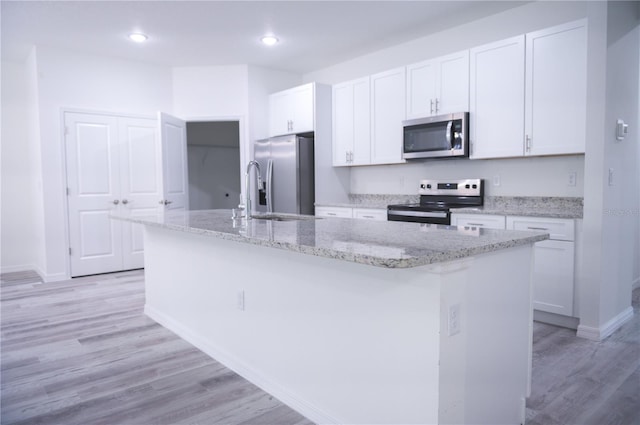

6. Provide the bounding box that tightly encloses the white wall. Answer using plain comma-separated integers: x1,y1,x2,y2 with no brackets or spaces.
579,1,640,336
0,55,43,273
303,1,588,197
27,46,173,280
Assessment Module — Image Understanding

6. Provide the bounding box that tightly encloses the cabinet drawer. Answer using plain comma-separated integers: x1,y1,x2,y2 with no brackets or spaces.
353,208,387,221
451,213,506,230
315,207,353,218
507,216,574,241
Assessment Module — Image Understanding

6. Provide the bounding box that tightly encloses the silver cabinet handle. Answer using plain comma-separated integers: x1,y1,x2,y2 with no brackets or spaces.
113,200,120,205
435,98,440,113
466,223,485,226
345,151,349,163
430,99,434,115
527,226,549,231
362,215,375,219
525,135,531,152
326,212,337,216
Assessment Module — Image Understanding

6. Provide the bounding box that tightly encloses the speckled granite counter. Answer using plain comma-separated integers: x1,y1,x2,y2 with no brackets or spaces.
114,209,548,268
453,196,583,219
318,195,584,218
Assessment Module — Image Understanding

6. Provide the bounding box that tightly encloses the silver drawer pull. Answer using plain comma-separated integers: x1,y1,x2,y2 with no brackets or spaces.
527,226,549,231
467,223,484,226
327,212,336,216
362,215,374,219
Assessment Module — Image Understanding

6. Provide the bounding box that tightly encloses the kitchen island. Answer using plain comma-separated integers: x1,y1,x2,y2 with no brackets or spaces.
113,209,548,425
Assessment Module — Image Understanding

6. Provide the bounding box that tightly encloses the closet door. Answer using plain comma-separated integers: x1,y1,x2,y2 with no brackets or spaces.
158,112,189,211
118,117,161,270
65,112,124,276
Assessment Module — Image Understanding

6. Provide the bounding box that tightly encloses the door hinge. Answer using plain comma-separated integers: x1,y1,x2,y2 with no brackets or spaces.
66,187,70,196
69,247,72,255
64,126,69,136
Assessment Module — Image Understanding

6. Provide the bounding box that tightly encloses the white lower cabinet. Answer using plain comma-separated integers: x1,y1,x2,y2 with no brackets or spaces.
315,206,353,218
353,208,387,221
450,213,506,230
316,206,387,221
507,216,575,316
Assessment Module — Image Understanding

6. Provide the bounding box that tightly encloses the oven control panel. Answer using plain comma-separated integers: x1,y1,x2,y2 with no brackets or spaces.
418,179,483,197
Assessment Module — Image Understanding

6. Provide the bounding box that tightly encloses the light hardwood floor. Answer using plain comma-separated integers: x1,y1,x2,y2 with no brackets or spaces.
1,269,639,425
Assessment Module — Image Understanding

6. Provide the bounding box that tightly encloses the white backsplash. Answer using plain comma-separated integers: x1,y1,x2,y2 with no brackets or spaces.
350,154,585,197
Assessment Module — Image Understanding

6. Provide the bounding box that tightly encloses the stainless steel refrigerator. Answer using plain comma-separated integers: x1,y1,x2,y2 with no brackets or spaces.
253,134,315,215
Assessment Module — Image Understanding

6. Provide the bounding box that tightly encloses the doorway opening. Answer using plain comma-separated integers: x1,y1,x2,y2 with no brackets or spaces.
186,121,241,210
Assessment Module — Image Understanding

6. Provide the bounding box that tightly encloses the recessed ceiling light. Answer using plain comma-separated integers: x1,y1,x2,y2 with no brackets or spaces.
128,33,148,43
261,35,279,46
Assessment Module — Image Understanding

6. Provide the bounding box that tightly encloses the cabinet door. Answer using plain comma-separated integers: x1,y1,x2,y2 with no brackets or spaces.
291,83,314,134
531,240,575,316
437,50,470,115
525,20,587,156
406,60,438,119
332,81,355,166
451,213,506,230
352,78,371,165
470,36,525,159
269,91,289,136
371,67,406,164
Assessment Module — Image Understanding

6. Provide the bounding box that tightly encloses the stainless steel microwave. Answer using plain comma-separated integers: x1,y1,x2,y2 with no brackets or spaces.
402,112,469,160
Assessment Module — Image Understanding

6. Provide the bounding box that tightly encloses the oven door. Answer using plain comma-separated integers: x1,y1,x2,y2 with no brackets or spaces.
387,207,450,224
402,112,468,159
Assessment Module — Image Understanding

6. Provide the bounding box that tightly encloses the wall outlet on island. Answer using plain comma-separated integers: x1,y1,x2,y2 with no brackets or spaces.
492,175,501,187
237,290,245,311
568,171,577,187
448,303,461,336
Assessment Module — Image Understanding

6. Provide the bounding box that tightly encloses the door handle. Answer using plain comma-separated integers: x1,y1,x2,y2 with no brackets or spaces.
159,199,173,205
266,159,273,213
113,200,120,205
122,199,128,205
446,121,453,149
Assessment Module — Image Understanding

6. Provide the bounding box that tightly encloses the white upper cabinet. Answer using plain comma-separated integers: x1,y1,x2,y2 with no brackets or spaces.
332,77,371,166
470,35,526,159
269,83,314,137
406,50,469,119
370,67,406,164
525,20,587,156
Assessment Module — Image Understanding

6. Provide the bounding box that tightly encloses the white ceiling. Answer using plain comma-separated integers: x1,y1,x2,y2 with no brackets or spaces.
1,0,527,74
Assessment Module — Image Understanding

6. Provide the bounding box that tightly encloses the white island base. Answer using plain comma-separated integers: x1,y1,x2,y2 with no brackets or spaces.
143,225,533,425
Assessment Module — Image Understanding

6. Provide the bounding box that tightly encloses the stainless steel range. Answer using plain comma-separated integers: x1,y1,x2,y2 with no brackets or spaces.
387,179,484,224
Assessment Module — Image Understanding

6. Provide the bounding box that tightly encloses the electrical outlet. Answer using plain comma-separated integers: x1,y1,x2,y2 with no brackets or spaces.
608,168,614,186
237,290,245,311
568,172,577,187
492,175,501,187
448,303,461,336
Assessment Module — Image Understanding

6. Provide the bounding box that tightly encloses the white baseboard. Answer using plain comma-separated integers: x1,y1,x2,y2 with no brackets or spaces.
577,306,634,341
533,310,579,329
144,304,340,425
41,272,69,283
1,264,38,274
0,264,69,283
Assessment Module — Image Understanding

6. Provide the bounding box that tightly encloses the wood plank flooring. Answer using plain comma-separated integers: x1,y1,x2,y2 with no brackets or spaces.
2,269,639,424
1,270,313,425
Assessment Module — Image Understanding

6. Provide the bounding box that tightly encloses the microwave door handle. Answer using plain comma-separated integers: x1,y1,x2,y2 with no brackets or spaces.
445,121,453,149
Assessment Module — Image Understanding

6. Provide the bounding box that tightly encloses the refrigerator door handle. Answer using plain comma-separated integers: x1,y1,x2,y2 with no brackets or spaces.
266,159,273,213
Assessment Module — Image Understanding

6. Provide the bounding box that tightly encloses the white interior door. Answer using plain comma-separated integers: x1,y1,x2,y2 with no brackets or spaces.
158,112,189,211
66,112,124,276
118,117,161,270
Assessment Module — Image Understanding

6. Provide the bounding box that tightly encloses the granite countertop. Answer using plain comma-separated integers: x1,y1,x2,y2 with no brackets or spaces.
317,195,584,219
452,196,583,219
113,209,548,269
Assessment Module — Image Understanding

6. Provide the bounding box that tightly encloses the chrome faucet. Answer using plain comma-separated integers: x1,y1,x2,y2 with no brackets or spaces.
243,160,262,220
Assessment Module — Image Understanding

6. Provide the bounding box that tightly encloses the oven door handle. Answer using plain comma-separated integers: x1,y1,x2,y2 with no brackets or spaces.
388,210,448,218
